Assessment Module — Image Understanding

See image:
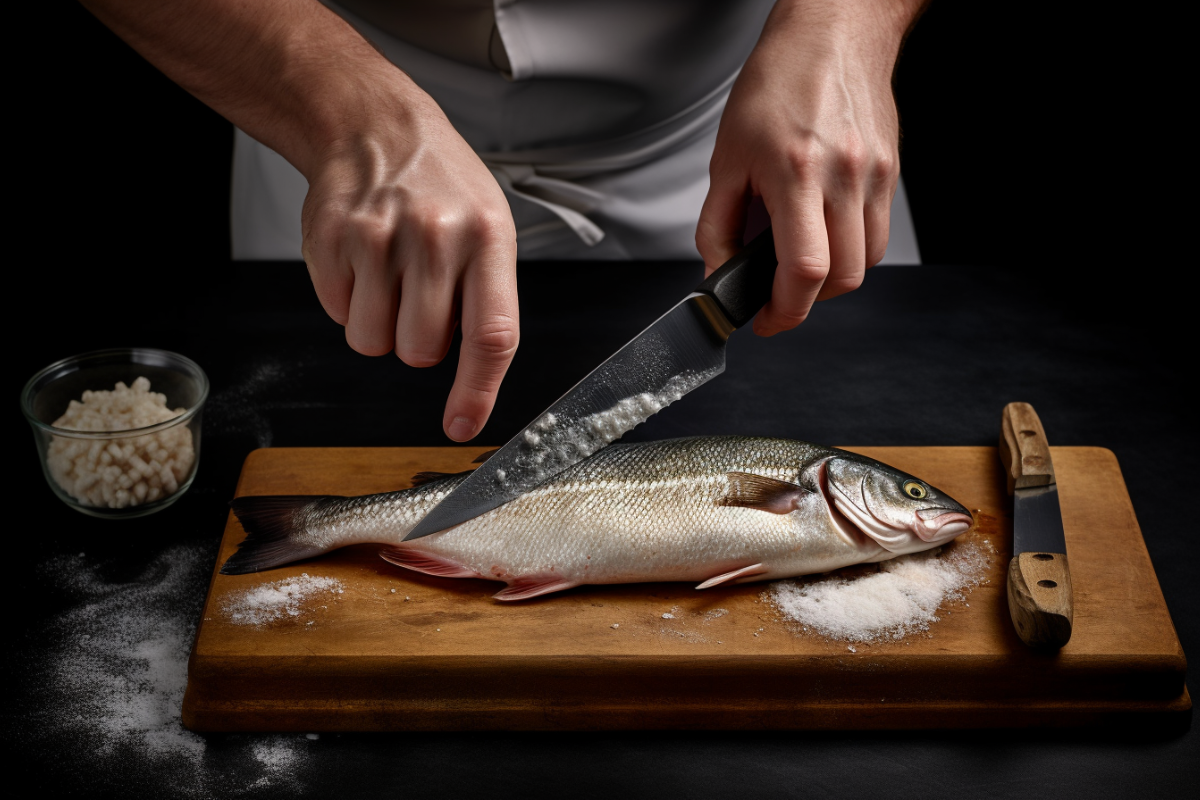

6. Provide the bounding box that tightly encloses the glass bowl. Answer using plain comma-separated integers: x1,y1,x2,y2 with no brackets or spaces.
21,348,209,519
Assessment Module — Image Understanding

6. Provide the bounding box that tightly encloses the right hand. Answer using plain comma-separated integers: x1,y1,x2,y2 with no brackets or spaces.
299,85,519,443
79,0,519,441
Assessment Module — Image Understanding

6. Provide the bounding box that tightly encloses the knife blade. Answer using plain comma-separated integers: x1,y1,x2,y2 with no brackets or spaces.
999,401,1074,649
403,227,779,541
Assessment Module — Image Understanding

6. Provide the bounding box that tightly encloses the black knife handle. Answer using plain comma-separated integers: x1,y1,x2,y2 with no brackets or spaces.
694,226,778,329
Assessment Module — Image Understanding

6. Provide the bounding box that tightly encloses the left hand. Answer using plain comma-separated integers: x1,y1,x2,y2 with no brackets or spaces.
697,0,924,335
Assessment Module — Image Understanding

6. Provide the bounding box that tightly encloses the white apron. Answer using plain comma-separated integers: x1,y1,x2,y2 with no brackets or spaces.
231,0,920,263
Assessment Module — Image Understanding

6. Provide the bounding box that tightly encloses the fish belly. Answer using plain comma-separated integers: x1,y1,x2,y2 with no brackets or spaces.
396,471,871,592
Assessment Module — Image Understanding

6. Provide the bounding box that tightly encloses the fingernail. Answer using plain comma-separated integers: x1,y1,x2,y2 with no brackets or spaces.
447,416,477,441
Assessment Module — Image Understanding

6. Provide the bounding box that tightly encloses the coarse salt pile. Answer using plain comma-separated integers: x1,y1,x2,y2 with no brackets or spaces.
768,540,993,643
46,377,195,509
222,574,344,626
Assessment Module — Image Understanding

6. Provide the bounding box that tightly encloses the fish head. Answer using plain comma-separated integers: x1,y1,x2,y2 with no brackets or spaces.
821,457,973,554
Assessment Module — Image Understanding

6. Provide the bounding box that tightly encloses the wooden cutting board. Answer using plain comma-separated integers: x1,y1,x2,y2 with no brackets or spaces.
182,446,1189,731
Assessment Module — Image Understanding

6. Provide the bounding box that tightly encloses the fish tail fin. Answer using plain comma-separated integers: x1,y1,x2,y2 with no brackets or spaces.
221,496,337,575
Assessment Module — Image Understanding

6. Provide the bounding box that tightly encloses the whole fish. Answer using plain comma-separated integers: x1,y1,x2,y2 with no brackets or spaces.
223,436,973,600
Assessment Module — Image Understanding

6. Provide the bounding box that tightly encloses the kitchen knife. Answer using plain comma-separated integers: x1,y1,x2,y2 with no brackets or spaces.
999,401,1074,649
404,227,779,540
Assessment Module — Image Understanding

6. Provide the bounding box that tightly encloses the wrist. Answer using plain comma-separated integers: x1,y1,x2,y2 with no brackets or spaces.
258,18,437,178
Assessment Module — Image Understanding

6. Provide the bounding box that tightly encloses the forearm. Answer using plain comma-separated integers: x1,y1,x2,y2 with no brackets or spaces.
761,0,927,77
79,0,429,176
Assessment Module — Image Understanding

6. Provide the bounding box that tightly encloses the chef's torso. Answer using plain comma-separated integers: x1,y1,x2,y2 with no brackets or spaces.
231,0,920,262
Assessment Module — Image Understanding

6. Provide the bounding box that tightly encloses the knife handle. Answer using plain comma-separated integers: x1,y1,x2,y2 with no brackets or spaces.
694,227,778,328
1007,552,1073,649
999,401,1056,495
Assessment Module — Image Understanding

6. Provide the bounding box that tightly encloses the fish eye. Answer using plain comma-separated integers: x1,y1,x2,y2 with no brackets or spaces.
902,481,927,499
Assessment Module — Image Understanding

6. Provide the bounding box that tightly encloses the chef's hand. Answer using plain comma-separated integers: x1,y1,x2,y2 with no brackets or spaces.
697,0,925,335
300,87,518,444
80,0,519,442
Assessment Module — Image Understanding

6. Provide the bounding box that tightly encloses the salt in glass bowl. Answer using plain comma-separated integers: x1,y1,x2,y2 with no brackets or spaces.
21,348,209,519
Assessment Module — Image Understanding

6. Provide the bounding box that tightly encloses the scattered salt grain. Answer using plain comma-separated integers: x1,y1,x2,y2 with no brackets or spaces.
34,544,312,793
222,574,343,626
661,613,675,620
390,588,396,593
611,624,620,629
768,540,992,643
703,608,728,621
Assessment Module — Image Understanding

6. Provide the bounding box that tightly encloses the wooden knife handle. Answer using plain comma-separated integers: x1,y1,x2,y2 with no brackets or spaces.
1007,552,1073,648
999,402,1056,495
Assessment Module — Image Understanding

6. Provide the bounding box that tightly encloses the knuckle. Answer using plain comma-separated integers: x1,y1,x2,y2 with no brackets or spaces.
410,206,464,257
823,272,865,297
782,255,829,285
836,142,868,181
418,207,457,239
352,214,395,254
318,290,351,326
396,340,445,368
345,330,392,358
873,152,898,183
470,206,515,243
783,139,822,177
466,315,520,359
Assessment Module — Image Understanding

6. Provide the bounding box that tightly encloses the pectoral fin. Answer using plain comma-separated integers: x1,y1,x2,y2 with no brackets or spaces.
719,473,809,514
380,547,479,579
696,563,768,590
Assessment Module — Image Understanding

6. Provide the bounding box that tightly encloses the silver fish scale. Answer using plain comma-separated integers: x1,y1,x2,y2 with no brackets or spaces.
292,436,882,587
296,474,472,553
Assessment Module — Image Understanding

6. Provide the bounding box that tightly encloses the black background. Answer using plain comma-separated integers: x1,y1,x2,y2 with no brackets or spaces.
6,3,1193,797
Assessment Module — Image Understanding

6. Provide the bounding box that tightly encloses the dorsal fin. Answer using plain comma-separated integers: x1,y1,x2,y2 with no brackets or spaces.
409,470,470,488
472,448,501,464
718,472,810,514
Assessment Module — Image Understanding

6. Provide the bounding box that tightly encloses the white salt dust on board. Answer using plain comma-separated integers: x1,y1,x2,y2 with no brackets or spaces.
30,545,317,795
767,540,994,643
221,573,344,626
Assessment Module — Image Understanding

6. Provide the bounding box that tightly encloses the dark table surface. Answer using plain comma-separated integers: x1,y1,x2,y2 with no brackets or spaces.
6,262,1195,798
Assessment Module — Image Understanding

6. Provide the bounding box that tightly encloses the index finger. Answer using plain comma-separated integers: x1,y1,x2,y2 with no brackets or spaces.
755,188,829,336
442,246,520,442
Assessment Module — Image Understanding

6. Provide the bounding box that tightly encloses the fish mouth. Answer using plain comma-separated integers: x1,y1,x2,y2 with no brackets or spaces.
912,508,974,543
